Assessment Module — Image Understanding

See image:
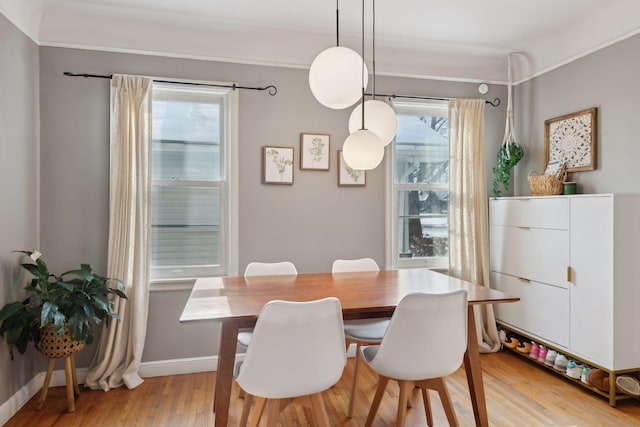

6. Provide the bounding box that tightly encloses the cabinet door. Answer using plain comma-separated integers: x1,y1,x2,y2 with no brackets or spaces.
570,196,613,367
490,225,569,288
492,272,569,348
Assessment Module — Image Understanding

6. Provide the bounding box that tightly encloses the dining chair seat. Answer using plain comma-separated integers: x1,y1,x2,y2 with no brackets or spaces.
343,319,390,341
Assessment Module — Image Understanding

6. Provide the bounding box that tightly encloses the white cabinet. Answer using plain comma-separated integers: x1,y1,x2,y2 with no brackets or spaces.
490,195,640,372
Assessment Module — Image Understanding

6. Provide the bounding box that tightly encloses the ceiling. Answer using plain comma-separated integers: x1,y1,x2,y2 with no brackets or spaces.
2,0,640,83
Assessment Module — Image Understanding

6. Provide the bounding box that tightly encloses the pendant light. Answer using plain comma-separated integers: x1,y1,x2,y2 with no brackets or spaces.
342,0,384,170
348,0,397,146
309,0,369,109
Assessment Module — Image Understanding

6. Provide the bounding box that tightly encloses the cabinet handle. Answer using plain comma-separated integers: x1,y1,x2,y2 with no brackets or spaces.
518,277,531,283
567,266,572,282
516,226,531,229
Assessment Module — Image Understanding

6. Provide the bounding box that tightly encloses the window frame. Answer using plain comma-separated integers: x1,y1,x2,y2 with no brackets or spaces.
385,100,449,270
150,81,239,281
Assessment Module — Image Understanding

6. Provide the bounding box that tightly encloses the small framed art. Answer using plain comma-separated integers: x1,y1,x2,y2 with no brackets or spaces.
544,107,597,172
300,133,330,170
337,150,366,187
263,146,294,184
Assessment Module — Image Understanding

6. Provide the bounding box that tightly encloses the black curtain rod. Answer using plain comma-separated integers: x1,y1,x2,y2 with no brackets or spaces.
367,92,501,107
63,72,278,96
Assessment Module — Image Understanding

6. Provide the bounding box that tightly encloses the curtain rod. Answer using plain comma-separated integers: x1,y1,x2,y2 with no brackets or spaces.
367,92,501,107
63,72,278,96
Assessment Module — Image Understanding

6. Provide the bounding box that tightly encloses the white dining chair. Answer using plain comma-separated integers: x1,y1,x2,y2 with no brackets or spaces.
237,261,298,348
331,257,379,273
360,291,468,427
331,257,389,418
243,261,298,277
235,297,346,426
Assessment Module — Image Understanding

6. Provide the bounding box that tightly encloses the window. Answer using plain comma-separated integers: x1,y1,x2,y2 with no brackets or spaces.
150,83,238,279
386,101,449,269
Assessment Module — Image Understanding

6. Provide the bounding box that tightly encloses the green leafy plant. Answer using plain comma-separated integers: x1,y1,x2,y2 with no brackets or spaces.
492,143,524,197
0,250,126,359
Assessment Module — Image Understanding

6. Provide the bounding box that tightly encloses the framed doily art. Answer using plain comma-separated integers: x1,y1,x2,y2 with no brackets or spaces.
544,107,597,172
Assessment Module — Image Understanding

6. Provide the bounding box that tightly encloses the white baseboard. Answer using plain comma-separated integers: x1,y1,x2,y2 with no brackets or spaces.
139,355,223,378
50,367,89,387
1,346,357,424
0,372,44,425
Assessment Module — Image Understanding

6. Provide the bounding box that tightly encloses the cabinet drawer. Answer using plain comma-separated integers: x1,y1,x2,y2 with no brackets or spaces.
490,198,568,229
491,272,569,348
490,225,569,288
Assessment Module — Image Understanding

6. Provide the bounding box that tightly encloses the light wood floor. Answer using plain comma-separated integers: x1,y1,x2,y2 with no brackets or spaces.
5,351,640,426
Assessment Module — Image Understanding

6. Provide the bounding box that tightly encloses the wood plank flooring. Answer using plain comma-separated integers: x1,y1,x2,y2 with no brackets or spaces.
5,351,640,426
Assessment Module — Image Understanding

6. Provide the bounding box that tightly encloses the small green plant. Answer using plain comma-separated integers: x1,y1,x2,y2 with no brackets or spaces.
0,250,126,359
492,143,524,197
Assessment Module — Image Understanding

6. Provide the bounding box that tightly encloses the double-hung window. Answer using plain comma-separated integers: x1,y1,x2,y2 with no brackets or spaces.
387,101,449,270
150,83,238,280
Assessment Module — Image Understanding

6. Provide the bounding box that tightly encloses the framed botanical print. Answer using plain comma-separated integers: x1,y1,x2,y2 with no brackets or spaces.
544,107,597,172
300,133,330,170
337,150,365,186
263,146,294,184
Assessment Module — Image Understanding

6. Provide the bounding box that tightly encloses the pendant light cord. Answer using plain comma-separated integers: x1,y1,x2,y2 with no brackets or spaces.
360,0,366,130
372,0,376,100
336,0,340,46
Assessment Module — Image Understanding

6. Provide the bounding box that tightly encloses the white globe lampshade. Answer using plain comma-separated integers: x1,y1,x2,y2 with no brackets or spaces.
309,46,369,109
348,99,398,146
342,129,384,170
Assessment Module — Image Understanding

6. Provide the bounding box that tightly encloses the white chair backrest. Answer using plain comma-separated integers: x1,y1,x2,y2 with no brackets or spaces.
332,258,379,273
244,261,298,277
236,297,346,398
368,291,468,380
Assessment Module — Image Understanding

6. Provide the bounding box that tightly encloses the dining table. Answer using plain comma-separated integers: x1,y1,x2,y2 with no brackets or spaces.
180,268,519,427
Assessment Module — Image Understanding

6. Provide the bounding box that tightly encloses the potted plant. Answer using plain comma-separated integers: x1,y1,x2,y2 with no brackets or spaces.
492,142,524,197
0,250,126,359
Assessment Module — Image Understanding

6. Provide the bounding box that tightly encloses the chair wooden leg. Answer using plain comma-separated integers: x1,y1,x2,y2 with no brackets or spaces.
264,399,281,427
421,387,433,427
238,382,246,399
64,356,75,412
70,355,80,396
37,359,56,410
249,396,267,427
347,342,361,417
239,393,253,426
397,380,411,427
432,378,459,427
309,393,330,427
365,375,389,427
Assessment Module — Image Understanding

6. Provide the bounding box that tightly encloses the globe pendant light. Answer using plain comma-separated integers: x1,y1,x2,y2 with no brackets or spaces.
342,0,384,170
348,100,397,146
348,0,397,146
343,128,384,170
309,1,368,109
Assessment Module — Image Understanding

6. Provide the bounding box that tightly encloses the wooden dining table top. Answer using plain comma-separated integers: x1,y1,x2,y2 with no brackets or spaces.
180,268,519,323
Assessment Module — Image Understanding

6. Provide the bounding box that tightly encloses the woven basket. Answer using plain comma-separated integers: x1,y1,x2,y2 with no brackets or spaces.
528,172,565,196
39,323,85,358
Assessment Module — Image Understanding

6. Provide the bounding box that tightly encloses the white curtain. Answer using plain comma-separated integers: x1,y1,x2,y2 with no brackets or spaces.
448,98,500,353
86,75,153,390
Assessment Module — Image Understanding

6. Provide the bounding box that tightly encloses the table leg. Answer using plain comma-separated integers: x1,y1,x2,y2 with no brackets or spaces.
214,319,239,427
463,305,488,427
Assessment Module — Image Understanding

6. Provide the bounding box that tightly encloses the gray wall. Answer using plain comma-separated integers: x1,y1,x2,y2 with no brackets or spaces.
38,47,506,362
513,34,640,196
0,15,40,411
